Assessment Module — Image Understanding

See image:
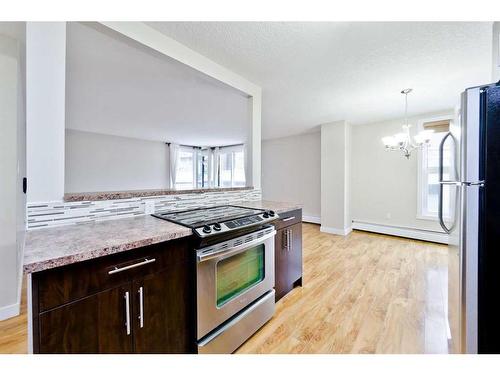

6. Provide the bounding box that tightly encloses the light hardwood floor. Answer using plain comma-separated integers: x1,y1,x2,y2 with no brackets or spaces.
236,224,449,354
0,281,27,354
0,223,449,354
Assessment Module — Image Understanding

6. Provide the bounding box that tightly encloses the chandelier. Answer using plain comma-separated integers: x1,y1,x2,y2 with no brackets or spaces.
382,89,434,159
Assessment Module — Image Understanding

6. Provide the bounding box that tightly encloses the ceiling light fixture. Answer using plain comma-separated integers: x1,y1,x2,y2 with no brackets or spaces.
382,89,434,159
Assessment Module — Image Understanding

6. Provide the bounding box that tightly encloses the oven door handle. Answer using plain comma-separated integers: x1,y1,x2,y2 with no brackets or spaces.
197,230,276,263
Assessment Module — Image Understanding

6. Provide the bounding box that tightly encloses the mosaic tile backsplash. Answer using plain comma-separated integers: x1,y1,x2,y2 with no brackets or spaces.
27,189,262,229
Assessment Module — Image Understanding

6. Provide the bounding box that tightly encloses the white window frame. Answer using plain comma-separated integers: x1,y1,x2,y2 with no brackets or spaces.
416,115,454,221
217,144,246,188
196,148,210,189
171,144,245,189
173,146,198,190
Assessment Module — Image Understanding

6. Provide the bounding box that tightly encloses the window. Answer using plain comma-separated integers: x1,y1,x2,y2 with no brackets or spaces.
174,148,196,190
417,118,453,220
171,144,245,189
196,150,210,188
217,146,246,188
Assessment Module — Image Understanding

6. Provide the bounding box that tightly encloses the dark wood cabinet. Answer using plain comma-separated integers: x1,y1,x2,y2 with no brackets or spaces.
274,210,303,302
32,237,195,354
39,283,134,354
132,267,192,353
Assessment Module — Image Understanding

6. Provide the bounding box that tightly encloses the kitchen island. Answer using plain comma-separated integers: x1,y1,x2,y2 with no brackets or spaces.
24,200,302,354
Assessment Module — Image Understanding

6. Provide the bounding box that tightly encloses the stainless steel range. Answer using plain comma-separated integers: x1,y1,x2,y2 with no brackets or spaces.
153,205,278,353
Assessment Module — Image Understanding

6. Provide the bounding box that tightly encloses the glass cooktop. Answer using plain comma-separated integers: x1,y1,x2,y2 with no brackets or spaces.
153,205,266,228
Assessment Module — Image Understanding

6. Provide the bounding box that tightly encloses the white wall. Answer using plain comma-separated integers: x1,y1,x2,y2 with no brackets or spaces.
65,130,170,193
351,110,454,233
321,121,351,235
26,22,66,203
493,22,500,82
86,22,262,189
262,132,321,220
0,26,25,320
65,22,250,148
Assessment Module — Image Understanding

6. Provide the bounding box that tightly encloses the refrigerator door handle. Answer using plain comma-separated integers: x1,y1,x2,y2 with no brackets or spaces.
438,131,455,234
439,181,462,186
463,180,485,187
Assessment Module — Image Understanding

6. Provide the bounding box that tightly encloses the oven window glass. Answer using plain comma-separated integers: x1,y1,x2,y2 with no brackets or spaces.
216,245,265,307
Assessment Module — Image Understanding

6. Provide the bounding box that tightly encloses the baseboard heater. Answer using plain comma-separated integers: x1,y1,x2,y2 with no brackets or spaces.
352,221,449,244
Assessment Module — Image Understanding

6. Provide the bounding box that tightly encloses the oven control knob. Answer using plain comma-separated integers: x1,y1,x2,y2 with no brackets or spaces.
269,210,276,217
202,225,212,234
213,223,221,231
263,212,269,218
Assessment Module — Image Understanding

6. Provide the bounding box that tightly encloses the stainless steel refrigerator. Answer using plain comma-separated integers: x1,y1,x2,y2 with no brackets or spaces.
443,82,500,354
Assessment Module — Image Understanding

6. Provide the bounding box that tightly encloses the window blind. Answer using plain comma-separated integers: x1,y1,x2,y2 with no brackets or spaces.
423,119,450,133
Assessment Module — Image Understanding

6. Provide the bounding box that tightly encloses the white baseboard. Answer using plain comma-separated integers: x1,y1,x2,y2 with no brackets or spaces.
0,233,24,322
320,225,352,236
352,221,449,244
0,302,20,321
302,215,320,224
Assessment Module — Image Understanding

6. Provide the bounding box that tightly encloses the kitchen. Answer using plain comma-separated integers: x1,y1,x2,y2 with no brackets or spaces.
2,21,305,354
1,14,500,366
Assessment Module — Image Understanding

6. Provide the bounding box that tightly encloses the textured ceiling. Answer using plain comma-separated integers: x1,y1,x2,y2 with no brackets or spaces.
146,22,493,140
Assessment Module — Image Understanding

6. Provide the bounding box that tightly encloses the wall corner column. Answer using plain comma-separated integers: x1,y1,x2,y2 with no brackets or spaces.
26,22,66,203
320,120,352,236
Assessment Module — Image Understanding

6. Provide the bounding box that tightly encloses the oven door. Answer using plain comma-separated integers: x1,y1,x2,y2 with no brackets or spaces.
196,226,276,340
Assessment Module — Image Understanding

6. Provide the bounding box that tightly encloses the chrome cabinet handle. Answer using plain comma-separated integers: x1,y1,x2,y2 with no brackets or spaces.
108,258,156,275
283,230,287,252
286,230,289,252
138,287,144,328
289,229,292,252
124,291,131,336
283,216,296,222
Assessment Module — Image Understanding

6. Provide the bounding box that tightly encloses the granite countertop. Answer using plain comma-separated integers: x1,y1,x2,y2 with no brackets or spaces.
64,186,253,202
234,200,302,214
23,215,192,273
23,200,302,274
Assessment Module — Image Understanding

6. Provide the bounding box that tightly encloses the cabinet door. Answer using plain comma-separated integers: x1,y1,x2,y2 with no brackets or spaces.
287,222,303,286
275,223,303,302
39,284,133,354
132,267,194,353
274,228,289,301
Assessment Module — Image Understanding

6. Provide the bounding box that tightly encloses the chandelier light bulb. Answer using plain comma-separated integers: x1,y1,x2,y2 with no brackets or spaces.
380,89,432,159
394,132,407,143
382,136,397,147
414,134,424,145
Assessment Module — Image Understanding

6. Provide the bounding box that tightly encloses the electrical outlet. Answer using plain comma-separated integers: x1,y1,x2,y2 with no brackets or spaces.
145,201,155,215
386,212,392,219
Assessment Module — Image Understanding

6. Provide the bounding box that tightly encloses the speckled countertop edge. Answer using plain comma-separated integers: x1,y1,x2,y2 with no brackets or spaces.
233,200,302,214
64,186,254,202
